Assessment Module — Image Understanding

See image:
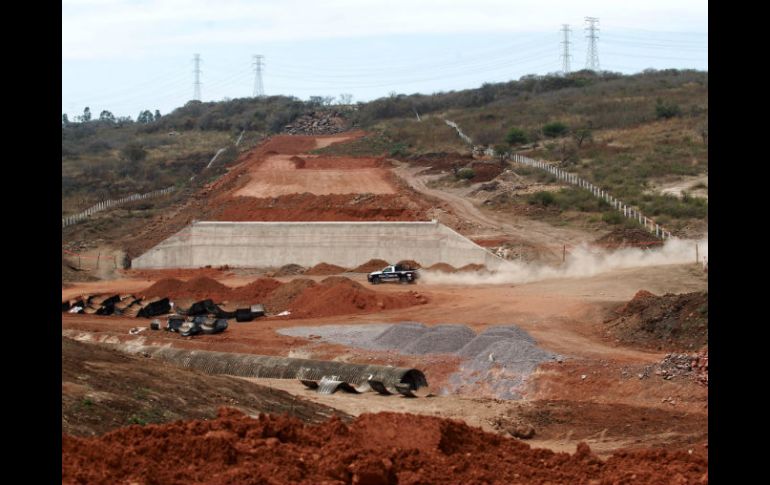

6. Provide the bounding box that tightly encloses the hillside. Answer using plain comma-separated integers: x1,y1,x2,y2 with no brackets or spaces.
62,69,707,258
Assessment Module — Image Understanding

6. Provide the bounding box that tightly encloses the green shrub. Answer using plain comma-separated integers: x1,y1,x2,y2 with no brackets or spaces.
529,191,555,206
456,168,476,180
655,100,682,119
602,211,624,224
505,127,528,145
543,121,569,138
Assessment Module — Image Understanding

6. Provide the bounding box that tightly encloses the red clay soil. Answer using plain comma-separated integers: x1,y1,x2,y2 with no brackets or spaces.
289,155,306,168
230,278,283,302
140,278,185,298
62,408,708,485
457,263,487,272
141,277,231,301
396,259,421,269
351,259,390,273
469,161,505,183
304,263,348,275
595,228,664,249
288,276,427,318
263,278,317,313
213,193,430,222
426,262,457,273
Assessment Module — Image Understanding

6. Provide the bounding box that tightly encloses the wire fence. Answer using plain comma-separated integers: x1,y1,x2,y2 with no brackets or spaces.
61,186,175,229
443,119,673,240
62,129,248,229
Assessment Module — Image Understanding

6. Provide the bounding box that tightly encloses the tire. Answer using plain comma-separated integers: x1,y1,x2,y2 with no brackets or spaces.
399,276,408,284
372,276,380,285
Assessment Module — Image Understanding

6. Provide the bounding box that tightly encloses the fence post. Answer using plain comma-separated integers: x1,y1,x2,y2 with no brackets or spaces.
695,243,699,264
563,245,566,263
96,252,100,269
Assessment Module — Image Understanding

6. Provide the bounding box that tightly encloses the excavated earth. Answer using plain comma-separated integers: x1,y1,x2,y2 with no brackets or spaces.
62,407,707,485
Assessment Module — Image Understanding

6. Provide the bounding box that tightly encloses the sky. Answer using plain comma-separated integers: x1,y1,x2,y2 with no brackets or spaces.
62,0,708,120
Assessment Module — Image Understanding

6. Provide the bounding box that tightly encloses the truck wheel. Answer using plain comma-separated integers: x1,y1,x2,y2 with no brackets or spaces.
399,276,408,284
372,276,380,285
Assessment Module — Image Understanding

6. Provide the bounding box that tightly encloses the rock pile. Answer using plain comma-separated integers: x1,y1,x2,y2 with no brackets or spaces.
283,111,349,135
653,351,708,386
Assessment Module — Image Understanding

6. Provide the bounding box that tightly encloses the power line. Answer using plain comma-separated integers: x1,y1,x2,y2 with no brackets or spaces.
560,24,572,74
585,17,600,71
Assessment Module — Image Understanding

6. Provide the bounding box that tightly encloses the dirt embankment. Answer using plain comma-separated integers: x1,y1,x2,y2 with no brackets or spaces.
213,193,430,221
62,407,708,485
604,290,708,351
61,337,349,437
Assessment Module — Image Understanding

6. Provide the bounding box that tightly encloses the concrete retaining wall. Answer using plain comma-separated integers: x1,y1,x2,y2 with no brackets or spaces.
132,221,503,269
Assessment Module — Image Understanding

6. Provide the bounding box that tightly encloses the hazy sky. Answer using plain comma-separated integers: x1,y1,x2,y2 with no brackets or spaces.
62,0,708,119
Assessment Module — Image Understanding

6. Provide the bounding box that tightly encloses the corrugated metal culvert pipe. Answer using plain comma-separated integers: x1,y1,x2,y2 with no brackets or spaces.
135,346,428,395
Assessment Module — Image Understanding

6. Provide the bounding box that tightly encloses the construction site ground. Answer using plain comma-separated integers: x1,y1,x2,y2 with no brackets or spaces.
62,130,708,479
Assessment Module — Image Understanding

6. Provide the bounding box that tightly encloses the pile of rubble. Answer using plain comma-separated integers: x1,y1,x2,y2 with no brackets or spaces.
633,350,708,386
283,111,349,135
654,351,708,386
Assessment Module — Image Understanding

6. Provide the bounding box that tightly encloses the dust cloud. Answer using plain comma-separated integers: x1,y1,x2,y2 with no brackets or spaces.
422,236,708,285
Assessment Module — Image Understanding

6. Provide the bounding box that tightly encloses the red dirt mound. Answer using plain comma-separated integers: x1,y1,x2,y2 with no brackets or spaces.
351,258,390,273
470,161,505,182
271,264,306,277
396,259,421,269
605,290,708,351
140,278,185,298
140,277,231,301
288,277,426,318
426,262,456,273
457,263,487,272
595,228,664,249
264,278,317,313
62,408,708,485
304,263,347,275
230,278,283,302
289,155,306,168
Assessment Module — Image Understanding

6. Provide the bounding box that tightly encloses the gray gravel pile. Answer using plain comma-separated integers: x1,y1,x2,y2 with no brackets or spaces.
400,324,476,355
277,324,393,348
450,339,560,399
477,325,536,343
370,322,428,350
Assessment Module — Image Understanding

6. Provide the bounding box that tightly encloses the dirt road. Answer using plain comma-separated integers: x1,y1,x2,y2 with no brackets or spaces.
392,162,595,251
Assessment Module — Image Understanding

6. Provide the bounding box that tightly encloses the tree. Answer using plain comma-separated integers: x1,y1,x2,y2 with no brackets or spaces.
120,143,147,163
99,110,116,123
81,106,92,122
543,121,568,138
308,96,324,106
154,110,162,122
655,99,681,119
137,110,154,124
699,122,708,145
572,128,593,147
338,93,353,105
62,113,69,125
558,142,578,165
493,144,510,166
505,127,528,146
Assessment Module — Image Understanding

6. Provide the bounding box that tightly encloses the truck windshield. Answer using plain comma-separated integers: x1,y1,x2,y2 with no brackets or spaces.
383,266,394,272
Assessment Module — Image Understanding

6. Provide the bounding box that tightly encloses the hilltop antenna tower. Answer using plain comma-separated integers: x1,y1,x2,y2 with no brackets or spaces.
253,55,265,97
560,24,572,74
193,53,202,101
584,17,600,71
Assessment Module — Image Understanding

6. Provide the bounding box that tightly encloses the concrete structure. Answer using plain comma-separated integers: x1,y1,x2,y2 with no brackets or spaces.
132,221,503,269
